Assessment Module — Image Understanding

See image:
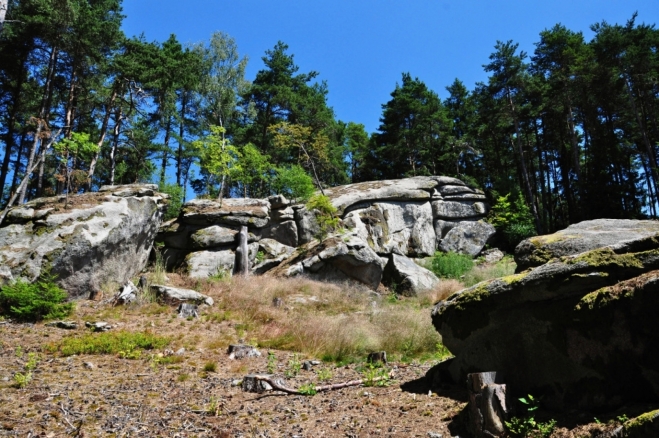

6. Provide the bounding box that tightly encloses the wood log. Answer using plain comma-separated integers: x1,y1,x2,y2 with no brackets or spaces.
467,372,509,438
242,371,396,395
233,225,249,276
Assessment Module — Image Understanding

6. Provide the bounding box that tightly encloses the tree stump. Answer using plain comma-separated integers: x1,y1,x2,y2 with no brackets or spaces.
233,225,249,276
467,372,509,437
367,351,387,365
242,374,273,393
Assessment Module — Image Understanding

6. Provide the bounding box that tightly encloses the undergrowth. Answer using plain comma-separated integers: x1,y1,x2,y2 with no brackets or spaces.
46,330,171,357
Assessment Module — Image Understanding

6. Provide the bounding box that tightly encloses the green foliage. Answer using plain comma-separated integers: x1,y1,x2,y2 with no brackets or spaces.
316,367,333,382
267,352,277,374
505,394,557,437
190,125,241,198
488,193,537,250
285,354,302,378
273,165,316,202
47,331,170,357
298,383,317,395
13,372,32,389
462,255,517,287
158,182,184,220
428,251,474,279
306,194,340,240
231,143,273,198
24,352,40,371
361,363,391,387
0,277,74,322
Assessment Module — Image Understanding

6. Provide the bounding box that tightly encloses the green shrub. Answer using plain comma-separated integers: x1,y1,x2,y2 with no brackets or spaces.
0,278,73,322
429,251,474,279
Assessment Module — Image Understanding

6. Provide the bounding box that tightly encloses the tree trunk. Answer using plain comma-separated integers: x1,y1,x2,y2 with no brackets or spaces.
109,108,122,186
19,46,58,203
87,87,119,189
160,117,172,184
467,372,509,438
0,0,8,34
508,91,542,234
233,226,249,276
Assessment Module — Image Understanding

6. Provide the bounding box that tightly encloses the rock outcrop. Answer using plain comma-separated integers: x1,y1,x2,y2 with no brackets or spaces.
431,220,659,411
514,219,659,271
268,234,387,289
157,176,493,288
0,184,167,298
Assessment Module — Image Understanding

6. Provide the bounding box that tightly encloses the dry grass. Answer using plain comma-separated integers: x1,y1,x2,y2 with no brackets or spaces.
169,274,451,363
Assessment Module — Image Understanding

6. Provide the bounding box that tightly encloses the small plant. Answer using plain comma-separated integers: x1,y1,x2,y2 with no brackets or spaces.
306,194,341,241
203,361,217,373
361,363,391,387
428,251,474,280
24,352,39,371
118,343,142,359
209,268,229,282
207,396,221,416
255,250,266,264
298,383,317,395
13,372,32,389
617,414,629,423
505,394,556,437
317,367,333,382
285,354,302,378
0,275,74,322
177,373,190,382
434,343,453,362
267,352,277,374
14,346,23,358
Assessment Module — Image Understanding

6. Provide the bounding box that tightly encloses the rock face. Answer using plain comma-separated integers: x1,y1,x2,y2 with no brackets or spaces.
383,254,440,296
431,225,659,411
514,219,659,271
0,184,167,298
156,176,492,289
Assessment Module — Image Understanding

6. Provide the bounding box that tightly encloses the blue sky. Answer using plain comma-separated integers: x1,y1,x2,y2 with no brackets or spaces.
121,1,659,134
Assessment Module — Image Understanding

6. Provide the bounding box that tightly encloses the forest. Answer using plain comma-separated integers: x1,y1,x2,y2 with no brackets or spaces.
1,0,659,237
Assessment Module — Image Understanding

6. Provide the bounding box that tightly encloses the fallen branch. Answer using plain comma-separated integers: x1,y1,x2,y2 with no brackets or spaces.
244,371,395,395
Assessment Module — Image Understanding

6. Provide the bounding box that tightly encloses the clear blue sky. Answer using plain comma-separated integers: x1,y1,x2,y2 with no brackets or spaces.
121,0,659,135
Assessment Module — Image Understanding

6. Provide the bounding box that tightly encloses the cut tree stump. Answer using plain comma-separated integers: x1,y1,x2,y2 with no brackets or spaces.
467,372,509,438
177,303,198,319
242,374,274,393
367,351,387,365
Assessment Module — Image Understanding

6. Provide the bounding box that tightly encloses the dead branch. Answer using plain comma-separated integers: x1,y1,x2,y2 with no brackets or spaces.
247,370,395,395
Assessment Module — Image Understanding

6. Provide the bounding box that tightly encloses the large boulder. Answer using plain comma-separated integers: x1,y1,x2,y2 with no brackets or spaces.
515,219,659,271
383,254,440,296
431,231,659,411
269,234,386,289
0,185,167,298
438,220,496,256
184,249,234,279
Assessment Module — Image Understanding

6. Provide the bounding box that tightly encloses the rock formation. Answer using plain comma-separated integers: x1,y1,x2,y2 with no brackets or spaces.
157,176,493,290
431,219,659,410
0,184,168,298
